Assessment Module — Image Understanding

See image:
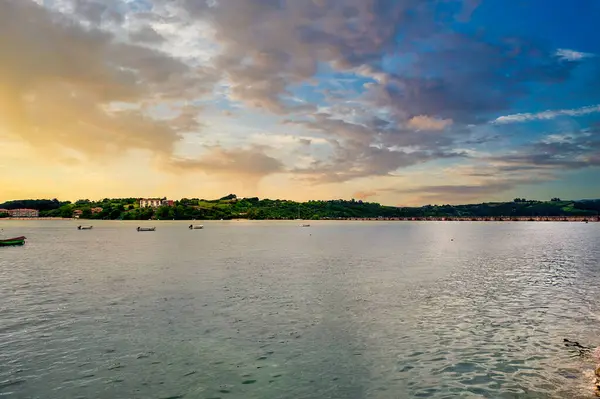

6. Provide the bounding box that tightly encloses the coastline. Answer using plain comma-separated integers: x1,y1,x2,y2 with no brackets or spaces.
1,216,598,222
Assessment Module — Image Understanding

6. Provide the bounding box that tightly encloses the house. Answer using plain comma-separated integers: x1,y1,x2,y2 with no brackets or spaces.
73,210,83,218
139,198,173,208
91,207,103,214
7,208,39,218
139,198,163,208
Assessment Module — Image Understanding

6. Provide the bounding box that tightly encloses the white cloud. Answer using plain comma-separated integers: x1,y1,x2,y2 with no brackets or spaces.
555,48,595,62
492,104,600,124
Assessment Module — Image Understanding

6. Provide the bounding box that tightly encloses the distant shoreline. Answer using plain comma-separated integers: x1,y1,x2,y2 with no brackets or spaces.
1,216,598,222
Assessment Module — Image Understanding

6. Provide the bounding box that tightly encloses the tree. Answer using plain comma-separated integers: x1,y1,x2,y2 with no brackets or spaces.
60,207,73,218
551,197,561,202
109,208,122,219
156,206,173,219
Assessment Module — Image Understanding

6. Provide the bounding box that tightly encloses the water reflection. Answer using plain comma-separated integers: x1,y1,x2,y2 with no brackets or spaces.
0,220,599,398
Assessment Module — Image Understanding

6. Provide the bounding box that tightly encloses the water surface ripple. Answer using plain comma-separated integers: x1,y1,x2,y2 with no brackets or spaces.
1,220,599,398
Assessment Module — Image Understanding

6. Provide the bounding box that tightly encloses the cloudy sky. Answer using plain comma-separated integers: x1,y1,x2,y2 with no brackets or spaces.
1,0,599,205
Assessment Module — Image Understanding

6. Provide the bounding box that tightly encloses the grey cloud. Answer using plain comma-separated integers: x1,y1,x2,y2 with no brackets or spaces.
129,26,165,43
385,175,554,204
490,132,600,171
176,0,594,126
72,0,125,25
293,141,465,183
179,0,427,113
383,131,600,204
175,0,596,184
369,35,587,124
283,108,473,182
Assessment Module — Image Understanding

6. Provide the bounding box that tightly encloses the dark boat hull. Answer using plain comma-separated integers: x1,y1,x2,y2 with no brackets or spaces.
0,236,26,246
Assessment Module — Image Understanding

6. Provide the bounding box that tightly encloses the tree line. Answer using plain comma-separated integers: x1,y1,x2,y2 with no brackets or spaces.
1,195,599,220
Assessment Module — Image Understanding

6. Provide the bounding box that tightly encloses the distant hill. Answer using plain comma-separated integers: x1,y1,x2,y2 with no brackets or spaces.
1,196,599,220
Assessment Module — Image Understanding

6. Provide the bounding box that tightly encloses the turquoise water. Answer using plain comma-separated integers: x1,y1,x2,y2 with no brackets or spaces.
1,220,599,398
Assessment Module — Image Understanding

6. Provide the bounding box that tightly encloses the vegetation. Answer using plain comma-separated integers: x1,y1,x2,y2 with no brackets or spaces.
1,196,599,220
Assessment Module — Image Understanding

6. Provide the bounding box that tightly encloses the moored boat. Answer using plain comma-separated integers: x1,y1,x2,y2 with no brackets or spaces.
0,236,26,246
137,227,156,232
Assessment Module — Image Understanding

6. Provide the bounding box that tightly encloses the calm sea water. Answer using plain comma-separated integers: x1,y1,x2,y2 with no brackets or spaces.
1,220,599,399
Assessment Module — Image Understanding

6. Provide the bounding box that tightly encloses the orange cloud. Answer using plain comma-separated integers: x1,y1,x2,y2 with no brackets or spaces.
407,115,453,131
0,1,211,162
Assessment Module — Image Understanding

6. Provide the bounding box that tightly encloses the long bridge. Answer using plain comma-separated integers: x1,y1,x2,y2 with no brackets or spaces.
334,216,599,222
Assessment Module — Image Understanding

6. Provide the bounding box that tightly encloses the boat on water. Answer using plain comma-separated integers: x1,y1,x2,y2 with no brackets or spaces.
137,227,156,232
300,224,310,227
0,236,26,246
189,224,204,229
77,225,93,230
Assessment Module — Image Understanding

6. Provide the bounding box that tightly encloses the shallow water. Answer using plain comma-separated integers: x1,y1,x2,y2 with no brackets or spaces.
1,220,599,398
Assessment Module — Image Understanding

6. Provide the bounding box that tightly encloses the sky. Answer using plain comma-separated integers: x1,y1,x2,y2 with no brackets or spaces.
1,0,599,206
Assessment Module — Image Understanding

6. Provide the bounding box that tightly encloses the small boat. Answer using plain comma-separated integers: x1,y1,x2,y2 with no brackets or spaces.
78,225,93,230
137,227,156,232
189,224,204,229
300,224,310,227
0,236,26,246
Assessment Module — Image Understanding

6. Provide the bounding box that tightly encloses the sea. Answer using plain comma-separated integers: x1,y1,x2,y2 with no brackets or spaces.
1,220,599,398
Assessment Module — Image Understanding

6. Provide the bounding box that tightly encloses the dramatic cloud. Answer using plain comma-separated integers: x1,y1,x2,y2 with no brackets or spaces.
179,0,426,113
0,0,210,159
2,0,599,203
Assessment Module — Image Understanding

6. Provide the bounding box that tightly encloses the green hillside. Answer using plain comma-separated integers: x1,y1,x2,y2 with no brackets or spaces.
1,196,599,220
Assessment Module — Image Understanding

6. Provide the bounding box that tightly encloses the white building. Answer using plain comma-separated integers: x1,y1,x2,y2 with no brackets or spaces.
139,198,173,208
6,208,39,217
